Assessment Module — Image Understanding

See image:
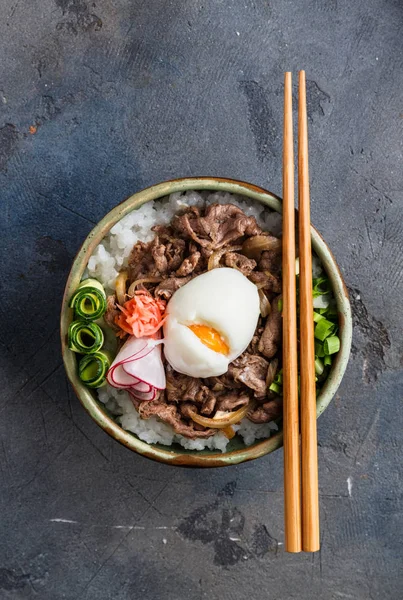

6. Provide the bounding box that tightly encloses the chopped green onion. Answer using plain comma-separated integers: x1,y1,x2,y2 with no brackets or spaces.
324,355,332,366
69,278,107,321
315,357,324,376
277,298,283,312
312,277,331,297
273,369,283,385
269,382,282,395
315,341,325,357
78,351,111,388
324,336,340,355
314,318,335,341
68,320,104,354
313,311,325,323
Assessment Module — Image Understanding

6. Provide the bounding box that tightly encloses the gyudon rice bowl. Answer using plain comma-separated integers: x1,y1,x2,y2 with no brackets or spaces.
63,186,342,456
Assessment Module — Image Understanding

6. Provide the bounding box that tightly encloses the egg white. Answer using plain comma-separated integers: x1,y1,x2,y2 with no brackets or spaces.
163,268,260,378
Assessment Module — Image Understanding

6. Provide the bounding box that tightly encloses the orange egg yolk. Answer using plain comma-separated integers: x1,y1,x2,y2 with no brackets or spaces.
188,324,230,355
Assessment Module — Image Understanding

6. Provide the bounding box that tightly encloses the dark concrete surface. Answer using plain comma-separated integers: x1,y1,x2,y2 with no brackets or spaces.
1,0,402,598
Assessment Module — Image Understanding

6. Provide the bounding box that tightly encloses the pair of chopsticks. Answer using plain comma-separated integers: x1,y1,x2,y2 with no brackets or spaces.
282,71,319,553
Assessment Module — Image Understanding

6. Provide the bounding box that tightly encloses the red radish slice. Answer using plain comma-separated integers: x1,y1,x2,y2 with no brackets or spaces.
107,336,166,395
131,380,152,393
107,337,156,387
122,343,166,389
108,337,155,368
107,365,139,388
128,388,156,402
130,387,157,402
108,339,154,373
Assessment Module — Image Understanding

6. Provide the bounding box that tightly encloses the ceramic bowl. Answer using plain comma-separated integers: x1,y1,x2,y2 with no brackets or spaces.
61,177,352,467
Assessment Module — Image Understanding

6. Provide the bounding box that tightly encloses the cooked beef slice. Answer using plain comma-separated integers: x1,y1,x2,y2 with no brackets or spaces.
228,353,269,398
176,250,201,276
151,238,168,274
258,295,282,358
200,394,217,416
258,249,282,274
138,400,215,439
128,240,154,280
246,323,265,354
216,392,250,412
129,235,188,280
223,252,257,276
249,270,281,293
247,397,283,424
172,204,262,250
154,276,191,300
165,367,214,405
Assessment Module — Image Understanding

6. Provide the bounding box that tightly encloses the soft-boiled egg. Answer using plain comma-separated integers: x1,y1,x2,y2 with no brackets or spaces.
163,268,260,378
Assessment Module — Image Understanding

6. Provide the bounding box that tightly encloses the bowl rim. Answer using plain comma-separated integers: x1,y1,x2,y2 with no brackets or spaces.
61,176,352,467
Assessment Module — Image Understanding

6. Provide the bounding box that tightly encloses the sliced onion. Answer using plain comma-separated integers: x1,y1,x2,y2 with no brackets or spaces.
242,235,281,260
212,382,225,392
127,277,163,297
187,402,250,429
207,245,242,270
222,426,236,440
258,289,271,317
214,410,230,419
115,271,128,305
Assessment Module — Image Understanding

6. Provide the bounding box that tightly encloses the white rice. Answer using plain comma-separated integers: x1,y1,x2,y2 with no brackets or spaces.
88,190,322,453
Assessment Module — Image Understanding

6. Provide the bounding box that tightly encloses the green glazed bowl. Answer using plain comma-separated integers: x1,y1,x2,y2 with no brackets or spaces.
61,177,352,467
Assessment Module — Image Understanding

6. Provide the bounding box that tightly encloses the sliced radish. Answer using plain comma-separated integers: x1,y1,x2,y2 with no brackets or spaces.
107,365,138,388
107,335,166,395
128,387,157,402
108,337,156,387
122,345,166,390
110,337,155,366
131,380,152,393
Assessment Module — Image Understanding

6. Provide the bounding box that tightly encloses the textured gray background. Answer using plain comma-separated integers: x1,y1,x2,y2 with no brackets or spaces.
1,0,402,598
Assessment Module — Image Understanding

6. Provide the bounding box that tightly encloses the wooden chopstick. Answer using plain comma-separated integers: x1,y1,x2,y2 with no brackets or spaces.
298,70,320,552
282,71,302,553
